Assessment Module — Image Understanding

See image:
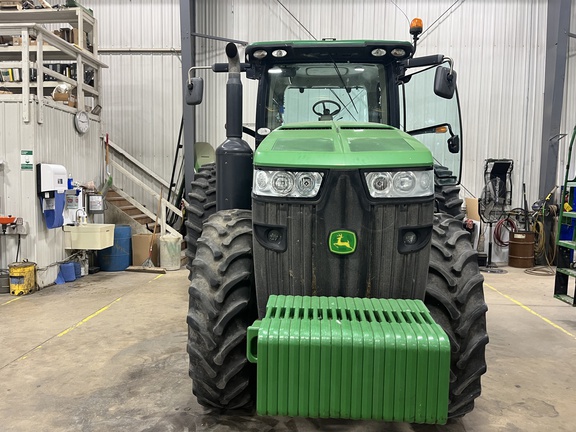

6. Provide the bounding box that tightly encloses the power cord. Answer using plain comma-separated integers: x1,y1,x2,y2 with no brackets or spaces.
36,250,83,272
524,204,557,276
494,217,517,247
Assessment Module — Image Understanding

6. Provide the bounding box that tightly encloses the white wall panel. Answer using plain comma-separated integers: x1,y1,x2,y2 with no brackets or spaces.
82,0,182,211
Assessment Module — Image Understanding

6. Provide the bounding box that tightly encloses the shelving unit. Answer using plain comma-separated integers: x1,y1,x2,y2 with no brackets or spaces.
0,7,107,123
555,126,576,306
0,7,98,53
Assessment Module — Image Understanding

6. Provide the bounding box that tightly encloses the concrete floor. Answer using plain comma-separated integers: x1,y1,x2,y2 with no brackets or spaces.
1,266,576,432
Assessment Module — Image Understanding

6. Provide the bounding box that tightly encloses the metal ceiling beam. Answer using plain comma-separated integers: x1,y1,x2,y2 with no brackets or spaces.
179,0,196,198
539,0,571,198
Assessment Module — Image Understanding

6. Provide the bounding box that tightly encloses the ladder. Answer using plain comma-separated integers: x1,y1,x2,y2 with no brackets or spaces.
555,126,576,306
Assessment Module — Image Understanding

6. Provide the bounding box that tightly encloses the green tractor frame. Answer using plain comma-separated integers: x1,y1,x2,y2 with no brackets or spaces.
184,22,487,425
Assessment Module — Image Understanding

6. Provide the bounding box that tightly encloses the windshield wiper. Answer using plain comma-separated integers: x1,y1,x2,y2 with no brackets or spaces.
328,56,359,120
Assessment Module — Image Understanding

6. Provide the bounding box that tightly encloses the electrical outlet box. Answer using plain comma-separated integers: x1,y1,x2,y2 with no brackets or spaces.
6,223,28,235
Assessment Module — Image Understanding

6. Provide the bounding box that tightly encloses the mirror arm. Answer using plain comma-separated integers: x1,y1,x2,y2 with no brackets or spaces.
442,57,455,79
407,122,455,137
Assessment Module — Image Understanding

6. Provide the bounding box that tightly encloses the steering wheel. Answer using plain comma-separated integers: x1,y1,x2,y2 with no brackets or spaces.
312,99,342,119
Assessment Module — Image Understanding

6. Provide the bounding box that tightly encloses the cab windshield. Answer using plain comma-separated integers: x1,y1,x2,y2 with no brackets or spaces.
264,62,388,130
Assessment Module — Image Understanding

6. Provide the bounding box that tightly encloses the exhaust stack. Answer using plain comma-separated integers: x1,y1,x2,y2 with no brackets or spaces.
216,43,253,211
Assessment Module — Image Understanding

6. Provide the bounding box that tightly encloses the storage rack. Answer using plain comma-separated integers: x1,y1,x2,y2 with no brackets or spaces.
554,125,576,306
0,8,106,123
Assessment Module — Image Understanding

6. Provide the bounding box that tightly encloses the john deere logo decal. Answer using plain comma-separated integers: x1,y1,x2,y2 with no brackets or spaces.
329,230,357,255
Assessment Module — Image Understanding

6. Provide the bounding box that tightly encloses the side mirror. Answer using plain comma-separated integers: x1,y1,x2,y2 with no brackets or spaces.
448,135,460,153
186,77,204,106
434,66,456,99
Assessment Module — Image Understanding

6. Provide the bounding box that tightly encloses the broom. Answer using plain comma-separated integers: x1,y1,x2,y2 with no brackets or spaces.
126,190,166,274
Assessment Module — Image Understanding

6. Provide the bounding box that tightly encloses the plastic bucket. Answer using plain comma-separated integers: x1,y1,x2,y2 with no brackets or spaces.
509,231,535,268
8,261,37,296
100,225,132,271
61,262,76,282
160,234,181,271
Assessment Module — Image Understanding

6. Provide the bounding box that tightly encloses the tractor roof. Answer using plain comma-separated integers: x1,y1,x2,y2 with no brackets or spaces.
245,40,414,64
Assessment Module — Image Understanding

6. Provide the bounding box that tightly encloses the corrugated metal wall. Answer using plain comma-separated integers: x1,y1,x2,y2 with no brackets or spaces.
81,0,561,210
82,0,182,209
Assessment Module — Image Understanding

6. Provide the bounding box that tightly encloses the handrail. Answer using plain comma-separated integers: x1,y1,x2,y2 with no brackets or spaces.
112,187,181,238
0,22,107,122
107,138,171,190
111,161,182,217
106,137,183,239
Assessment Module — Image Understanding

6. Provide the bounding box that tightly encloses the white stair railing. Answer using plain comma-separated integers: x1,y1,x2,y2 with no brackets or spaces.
106,137,182,239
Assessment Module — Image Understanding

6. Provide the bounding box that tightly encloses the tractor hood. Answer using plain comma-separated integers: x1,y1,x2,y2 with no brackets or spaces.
253,122,433,169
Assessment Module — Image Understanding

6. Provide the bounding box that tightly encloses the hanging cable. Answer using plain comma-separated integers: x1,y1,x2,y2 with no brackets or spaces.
15,234,21,262
275,0,317,40
388,0,411,25
524,204,557,276
421,0,464,38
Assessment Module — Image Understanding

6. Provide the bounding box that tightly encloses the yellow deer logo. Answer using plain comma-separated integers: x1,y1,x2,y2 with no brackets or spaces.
334,233,352,250
329,230,357,254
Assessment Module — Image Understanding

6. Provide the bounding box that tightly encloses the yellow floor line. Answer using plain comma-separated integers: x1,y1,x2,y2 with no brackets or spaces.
485,282,576,340
10,297,123,364
1,297,22,306
57,297,122,337
148,274,164,283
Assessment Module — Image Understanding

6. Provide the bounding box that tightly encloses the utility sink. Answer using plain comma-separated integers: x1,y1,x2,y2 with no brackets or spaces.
63,223,115,250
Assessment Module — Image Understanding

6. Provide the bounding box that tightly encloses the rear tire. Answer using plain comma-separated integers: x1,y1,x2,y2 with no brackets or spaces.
186,209,256,410
434,165,464,220
185,164,217,276
425,213,488,418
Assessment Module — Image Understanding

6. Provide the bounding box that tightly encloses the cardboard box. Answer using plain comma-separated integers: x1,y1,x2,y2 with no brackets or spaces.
465,197,480,221
12,36,37,46
132,233,160,267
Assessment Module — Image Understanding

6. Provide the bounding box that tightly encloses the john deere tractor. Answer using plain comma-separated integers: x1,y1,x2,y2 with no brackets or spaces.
185,21,487,424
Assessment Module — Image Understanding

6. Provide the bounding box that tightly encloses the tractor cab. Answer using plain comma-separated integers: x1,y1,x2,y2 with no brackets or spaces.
243,40,462,187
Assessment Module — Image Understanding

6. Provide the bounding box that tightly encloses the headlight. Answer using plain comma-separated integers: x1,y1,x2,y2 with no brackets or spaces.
365,170,433,198
253,169,324,198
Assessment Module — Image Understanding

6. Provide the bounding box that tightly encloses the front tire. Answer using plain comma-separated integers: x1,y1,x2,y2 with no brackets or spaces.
186,209,256,410
425,213,488,418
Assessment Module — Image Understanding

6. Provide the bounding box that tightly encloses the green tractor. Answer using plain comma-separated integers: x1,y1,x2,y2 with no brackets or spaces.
185,21,487,424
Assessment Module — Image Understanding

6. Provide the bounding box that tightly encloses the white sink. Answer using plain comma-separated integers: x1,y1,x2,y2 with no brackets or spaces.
63,223,115,250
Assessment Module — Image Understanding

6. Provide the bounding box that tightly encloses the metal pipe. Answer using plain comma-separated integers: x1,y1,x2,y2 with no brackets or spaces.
98,48,181,54
225,43,242,138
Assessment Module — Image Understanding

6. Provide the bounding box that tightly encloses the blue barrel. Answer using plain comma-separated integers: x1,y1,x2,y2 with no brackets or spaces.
73,262,82,278
60,262,76,282
99,225,132,271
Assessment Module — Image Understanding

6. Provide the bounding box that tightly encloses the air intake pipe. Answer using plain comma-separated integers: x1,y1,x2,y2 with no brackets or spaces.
216,43,253,211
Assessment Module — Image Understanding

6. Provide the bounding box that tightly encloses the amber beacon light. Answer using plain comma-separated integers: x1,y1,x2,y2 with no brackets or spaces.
410,17,423,36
